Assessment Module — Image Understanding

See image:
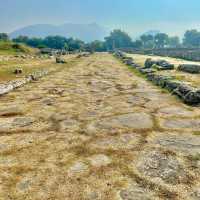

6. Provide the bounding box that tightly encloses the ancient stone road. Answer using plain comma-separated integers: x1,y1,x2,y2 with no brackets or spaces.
0,53,200,200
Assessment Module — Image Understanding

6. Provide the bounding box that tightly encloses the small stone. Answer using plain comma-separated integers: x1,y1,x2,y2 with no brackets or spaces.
88,154,111,167
12,117,35,127
0,106,23,116
68,161,88,175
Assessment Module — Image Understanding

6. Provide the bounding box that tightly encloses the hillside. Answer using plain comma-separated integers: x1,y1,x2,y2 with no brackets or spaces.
10,23,108,42
0,41,38,55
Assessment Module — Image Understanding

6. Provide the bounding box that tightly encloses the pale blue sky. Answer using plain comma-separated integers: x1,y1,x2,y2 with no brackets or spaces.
1,0,200,37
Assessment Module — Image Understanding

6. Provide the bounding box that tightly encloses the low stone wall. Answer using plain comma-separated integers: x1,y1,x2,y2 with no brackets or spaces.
178,64,200,74
0,70,49,96
120,48,200,62
114,51,200,105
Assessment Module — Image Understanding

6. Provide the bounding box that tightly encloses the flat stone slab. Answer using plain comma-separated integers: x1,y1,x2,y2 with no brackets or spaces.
90,133,142,150
68,161,89,175
160,118,200,130
87,154,111,167
87,113,153,134
0,106,23,116
158,106,195,117
136,149,190,185
119,182,158,200
150,132,200,155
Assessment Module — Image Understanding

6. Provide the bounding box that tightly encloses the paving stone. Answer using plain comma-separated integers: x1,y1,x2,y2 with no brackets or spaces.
151,132,200,155
119,183,158,200
0,106,23,116
90,133,142,150
160,118,200,130
158,106,195,117
87,113,153,134
88,154,111,167
68,161,89,175
136,150,190,185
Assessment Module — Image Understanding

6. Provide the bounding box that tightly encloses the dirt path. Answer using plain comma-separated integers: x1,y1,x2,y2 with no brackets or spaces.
0,53,200,200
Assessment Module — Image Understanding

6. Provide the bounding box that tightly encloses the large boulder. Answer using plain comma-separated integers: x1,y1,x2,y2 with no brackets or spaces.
144,58,174,70
144,58,154,68
178,64,200,74
184,90,200,104
56,57,66,64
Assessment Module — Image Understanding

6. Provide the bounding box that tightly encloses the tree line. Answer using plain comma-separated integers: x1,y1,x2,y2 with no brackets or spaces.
1,29,200,52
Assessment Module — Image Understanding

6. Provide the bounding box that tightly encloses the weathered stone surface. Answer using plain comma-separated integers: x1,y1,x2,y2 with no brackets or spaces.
151,132,200,155
56,57,66,63
59,119,80,132
178,64,200,74
87,113,153,133
90,133,142,150
68,161,89,175
88,154,111,167
160,118,200,130
144,58,174,70
119,183,157,200
184,90,200,104
12,117,35,127
136,150,190,185
158,106,194,117
139,68,156,74
0,106,23,116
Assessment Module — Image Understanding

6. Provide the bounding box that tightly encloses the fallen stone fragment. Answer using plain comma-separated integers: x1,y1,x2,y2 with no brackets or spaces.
178,64,200,74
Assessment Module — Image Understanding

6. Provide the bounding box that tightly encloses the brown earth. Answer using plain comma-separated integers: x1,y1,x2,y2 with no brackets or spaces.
0,53,200,200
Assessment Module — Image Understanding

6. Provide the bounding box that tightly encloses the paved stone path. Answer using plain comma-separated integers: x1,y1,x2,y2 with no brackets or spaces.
0,53,200,200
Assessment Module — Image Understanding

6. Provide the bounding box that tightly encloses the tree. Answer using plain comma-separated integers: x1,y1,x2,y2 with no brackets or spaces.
0,33,9,41
89,40,106,52
140,34,154,48
27,37,44,48
13,35,29,43
132,40,143,48
67,38,85,51
168,36,180,48
43,36,68,49
104,30,133,50
183,29,200,47
154,33,169,48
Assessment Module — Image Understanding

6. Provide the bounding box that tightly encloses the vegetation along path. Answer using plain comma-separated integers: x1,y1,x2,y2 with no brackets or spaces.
0,53,200,200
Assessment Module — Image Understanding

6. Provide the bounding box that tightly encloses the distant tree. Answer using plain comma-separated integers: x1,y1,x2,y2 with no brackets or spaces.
13,35,29,43
104,30,133,50
140,34,154,48
168,36,180,48
67,38,85,51
132,40,143,48
0,33,9,41
43,36,68,49
154,33,169,48
183,29,200,47
89,40,106,52
27,38,44,48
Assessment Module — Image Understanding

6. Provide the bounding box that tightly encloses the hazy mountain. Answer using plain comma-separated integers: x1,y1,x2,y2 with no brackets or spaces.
9,23,108,42
143,30,160,36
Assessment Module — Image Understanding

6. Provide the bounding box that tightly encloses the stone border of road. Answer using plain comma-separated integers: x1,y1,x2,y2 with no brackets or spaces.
0,70,49,96
114,50,200,105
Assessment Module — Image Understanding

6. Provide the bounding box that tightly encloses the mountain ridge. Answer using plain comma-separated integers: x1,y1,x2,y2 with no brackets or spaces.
9,23,108,42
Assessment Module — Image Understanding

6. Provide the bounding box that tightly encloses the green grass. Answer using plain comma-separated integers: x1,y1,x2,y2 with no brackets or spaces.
0,41,37,55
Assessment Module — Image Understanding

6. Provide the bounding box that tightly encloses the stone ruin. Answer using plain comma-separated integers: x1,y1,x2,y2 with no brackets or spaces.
178,64,200,74
114,50,200,105
144,58,174,70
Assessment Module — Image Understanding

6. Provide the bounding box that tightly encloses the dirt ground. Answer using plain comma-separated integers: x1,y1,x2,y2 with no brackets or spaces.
0,53,200,200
